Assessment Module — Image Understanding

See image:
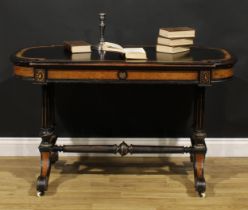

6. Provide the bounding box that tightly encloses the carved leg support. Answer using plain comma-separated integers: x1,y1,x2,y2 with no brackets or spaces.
37,84,57,196
192,131,207,197
191,87,207,197
37,151,51,196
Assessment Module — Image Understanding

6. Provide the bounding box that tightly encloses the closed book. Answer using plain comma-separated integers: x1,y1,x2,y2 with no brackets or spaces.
71,53,91,61
159,27,195,38
156,44,190,54
156,52,192,61
157,36,193,47
64,41,91,53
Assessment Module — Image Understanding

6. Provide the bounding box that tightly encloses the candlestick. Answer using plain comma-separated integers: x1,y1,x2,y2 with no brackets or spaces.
98,13,106,51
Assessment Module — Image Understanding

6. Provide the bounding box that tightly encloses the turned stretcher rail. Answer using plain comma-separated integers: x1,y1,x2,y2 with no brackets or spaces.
38,141,206,156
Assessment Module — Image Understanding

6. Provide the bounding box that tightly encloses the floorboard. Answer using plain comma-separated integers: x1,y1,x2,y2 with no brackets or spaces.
0,157,248,210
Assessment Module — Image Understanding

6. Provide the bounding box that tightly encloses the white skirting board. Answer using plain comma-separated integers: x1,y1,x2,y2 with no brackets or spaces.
0,137,247,157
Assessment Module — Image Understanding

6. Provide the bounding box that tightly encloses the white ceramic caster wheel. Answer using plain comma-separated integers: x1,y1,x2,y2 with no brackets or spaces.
37,191,44,197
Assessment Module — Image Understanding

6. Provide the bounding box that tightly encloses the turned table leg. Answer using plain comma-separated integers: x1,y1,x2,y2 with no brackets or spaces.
37,84,57,196
191,86,207,197
48,83,58,164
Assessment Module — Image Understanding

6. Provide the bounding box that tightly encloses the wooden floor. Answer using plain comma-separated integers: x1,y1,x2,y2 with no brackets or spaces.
0,156,248,210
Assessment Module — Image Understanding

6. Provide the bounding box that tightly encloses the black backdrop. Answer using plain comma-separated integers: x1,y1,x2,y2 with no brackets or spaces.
0,0,247,137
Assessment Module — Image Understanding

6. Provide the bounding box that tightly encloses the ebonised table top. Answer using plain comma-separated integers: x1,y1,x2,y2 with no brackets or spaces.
11,45,236,85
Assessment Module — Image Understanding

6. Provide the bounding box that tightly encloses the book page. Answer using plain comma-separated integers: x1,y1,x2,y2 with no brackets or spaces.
124,48,147,59
102,42,124,53
123,48,146,53
103,42,123,50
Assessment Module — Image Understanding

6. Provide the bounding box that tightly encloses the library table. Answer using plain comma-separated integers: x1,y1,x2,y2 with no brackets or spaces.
11,45,236,197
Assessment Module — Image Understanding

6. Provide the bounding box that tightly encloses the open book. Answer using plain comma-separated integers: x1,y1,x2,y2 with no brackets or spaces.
102,42,147,59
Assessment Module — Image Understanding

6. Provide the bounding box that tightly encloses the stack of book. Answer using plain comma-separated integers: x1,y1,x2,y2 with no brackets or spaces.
156,27,195,54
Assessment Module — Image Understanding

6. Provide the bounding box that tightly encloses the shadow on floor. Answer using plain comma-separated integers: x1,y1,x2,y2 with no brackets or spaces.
50,156,199,197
